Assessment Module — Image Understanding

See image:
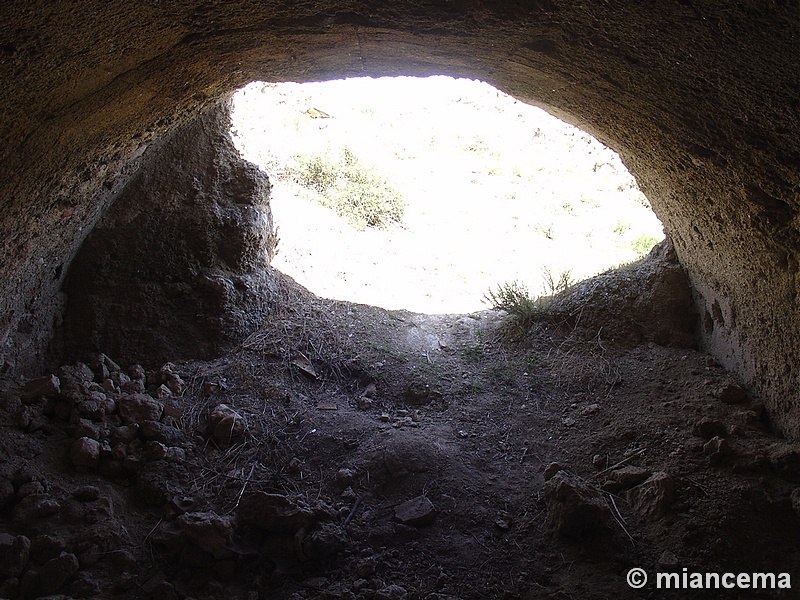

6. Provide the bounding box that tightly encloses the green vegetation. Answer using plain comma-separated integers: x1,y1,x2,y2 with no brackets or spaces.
484,270,573,338
631,233,661,256
290,147,405,230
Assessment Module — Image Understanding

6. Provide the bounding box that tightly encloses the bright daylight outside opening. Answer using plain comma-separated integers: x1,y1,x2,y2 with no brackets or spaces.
231,76,664,314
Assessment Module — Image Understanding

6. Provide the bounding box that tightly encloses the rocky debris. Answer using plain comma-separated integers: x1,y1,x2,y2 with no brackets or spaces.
301,522,349,562
21,374,60,403
494,510,513,530
0,533,31,577
658,550,679,567
404,381,442,406
581,403,601,416
12,494,60,526
37,552,80,595
176,511,235,559
716,382,748,404
627,472,674,519
238,492,315,533
140,420,186,446
117,394,164,425
601,466,651,492
394,495,437,526
208,403,247,443
704,436,732,466
335,468,356,488
543,471,612,536
0,476,15,511
693,417,727,439
375,584,409,599
70,437,101,470
158,363,186,396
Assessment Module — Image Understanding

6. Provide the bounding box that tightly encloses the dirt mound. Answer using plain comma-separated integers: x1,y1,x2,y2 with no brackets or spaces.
547,238,697,348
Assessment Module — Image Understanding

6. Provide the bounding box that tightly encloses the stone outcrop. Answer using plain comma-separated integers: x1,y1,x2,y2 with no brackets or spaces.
0,2,798,435
62,104,278,366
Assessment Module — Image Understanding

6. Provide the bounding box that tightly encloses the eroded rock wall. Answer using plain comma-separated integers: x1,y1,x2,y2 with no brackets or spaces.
62,103,278,366
0,2,798,435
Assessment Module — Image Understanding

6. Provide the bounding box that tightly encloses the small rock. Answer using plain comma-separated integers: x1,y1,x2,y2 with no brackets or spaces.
17,480,45,498
692,417,727,439
74,418,102,440
627,472,674,519
379,413,391,422
71,437,101,469
208,404,247,443
543,462,562,481
717,382,748,404
98,353,122,372
602,466,652,492
335,468,356,488
394,495,437,526
159,363,185,395
121,379,146,394
144,441,168,461
154,384,173,400
543,471,612,536
111,425,139,445
591,454,605,469
238,491,315,532
0,477,14,511
375,585,408,600
176,511,235,559
0,577,18,600
38,552,79,595
102,378,117,393
581,403,600,416
301,522,348,561
75,399,104,421
562,417,577,427
791,488,800,516
68,572,102,598
118,394,164,425
703,436,732,466
110,370,131,389
12,495,60,524
658,550,679,567
29,535,65,563
0,534,31,577
494,510,513,530
164,447,186,463
404,382,441,406
21,374,61,403
357,396,374,410
140,421,185,445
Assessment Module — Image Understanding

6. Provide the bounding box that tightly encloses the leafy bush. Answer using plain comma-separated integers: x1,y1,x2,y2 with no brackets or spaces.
290,148,405,230
484,271,573,338
483,280,542,337
631,233,662,256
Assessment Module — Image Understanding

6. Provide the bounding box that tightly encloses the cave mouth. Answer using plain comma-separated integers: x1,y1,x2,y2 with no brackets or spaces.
231,76,665,314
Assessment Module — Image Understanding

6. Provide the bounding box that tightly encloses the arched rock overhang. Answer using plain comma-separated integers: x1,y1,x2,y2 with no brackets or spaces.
0,2,798,434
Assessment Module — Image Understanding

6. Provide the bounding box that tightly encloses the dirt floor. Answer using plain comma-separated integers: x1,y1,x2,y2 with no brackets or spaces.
0,267,799,599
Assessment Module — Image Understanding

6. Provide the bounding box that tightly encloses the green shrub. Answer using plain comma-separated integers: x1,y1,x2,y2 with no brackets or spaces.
484,271,573,339
631,233,662,256
483,280,542,337
290,148,405,230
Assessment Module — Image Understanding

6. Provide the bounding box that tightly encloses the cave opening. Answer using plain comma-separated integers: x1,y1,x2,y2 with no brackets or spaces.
230,76,665,314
